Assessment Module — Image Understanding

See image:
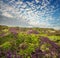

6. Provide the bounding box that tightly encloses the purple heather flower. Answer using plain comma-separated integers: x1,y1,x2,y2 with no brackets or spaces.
9,28,18,35
40,37,60,49
31,54,37,58
0,33,5,37
5,51,12,58
27,30,39,34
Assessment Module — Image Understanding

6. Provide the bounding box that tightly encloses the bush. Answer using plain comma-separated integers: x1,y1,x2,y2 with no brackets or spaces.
0,42,11,51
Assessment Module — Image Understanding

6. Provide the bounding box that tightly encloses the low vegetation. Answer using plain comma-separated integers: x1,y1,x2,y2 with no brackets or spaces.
0,25,60,58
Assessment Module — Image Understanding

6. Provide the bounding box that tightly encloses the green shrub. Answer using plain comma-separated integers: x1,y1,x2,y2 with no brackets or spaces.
17,33,39,55
0,42,11,51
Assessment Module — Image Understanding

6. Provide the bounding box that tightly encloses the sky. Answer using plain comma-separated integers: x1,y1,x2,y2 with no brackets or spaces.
0,0,60,29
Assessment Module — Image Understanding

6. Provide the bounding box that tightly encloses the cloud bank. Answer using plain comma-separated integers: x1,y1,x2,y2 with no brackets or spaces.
0,0,60,29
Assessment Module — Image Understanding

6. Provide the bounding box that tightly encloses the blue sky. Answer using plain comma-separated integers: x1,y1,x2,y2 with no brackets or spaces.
0,0,60,29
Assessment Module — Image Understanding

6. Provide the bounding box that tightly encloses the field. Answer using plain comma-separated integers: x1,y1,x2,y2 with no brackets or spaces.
0,25,60,58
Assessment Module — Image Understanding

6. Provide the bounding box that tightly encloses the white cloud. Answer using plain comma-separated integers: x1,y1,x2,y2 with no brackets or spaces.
2,12,13,18
52,26,60,30
29,19,39,26
0,0,59,29
35,0,40,3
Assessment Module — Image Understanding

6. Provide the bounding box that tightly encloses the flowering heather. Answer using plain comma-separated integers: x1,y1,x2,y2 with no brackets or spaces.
9,28,18,35
0,33,7,37
6,52,12,58
31,49,44,58
27,30,39,34
0,33,5,37
0,25,60,58
40,36,60,49
39,36,60,57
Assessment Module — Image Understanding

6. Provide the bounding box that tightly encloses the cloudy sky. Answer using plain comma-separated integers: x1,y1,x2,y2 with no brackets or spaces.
0,0,60,29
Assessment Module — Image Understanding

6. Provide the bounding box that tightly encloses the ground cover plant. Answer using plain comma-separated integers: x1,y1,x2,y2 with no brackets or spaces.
0,25,60,58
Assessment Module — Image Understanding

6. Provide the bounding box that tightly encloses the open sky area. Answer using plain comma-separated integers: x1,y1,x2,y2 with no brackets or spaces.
0,0,60,29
